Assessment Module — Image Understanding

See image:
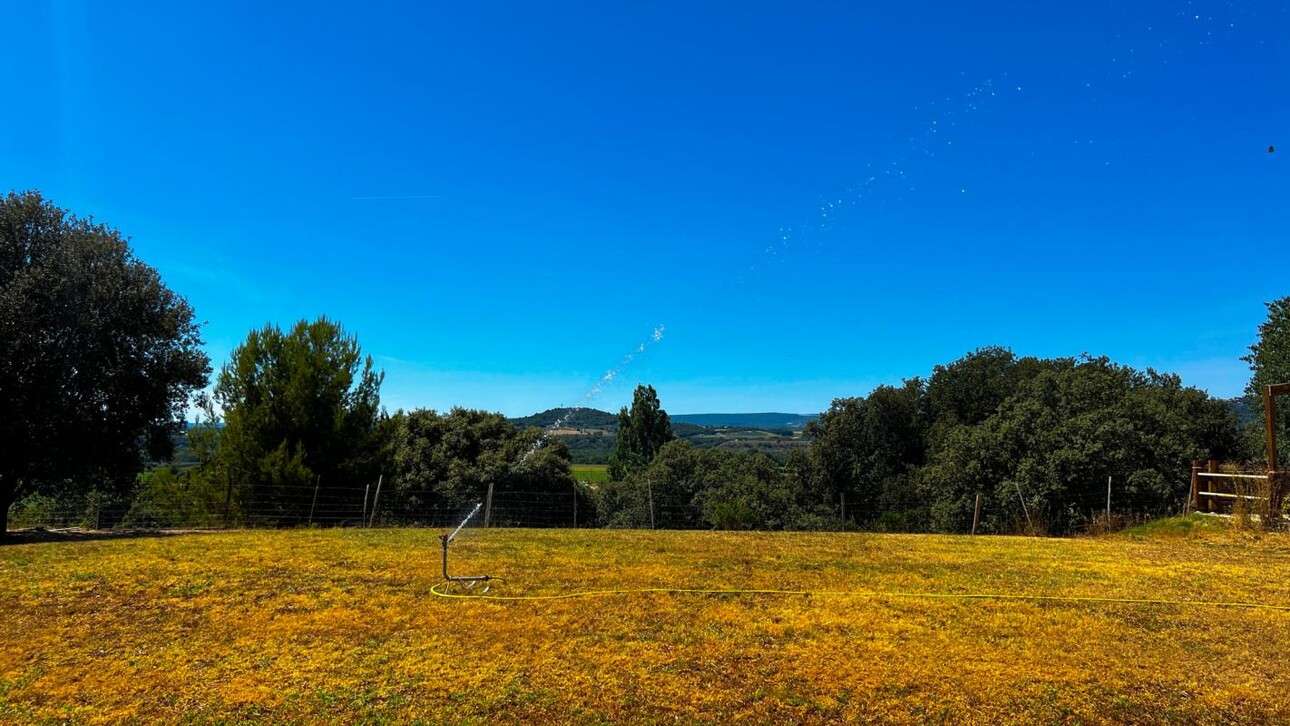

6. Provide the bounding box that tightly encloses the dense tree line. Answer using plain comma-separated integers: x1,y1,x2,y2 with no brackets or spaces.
590,357,1241,535
2,191,1277,536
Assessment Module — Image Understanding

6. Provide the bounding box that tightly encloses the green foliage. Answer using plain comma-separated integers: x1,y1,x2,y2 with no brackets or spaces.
795,349,1240,536
122,465,227,528
1243,297,1290,467
918,356,1240,534
387,408,577,526
805,378,927,525
212,317,383,524
607,385,675,480
598,441,818,530
0,191,210,532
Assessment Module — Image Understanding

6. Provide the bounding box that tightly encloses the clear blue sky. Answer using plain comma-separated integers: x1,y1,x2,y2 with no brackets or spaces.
3,2,1286,416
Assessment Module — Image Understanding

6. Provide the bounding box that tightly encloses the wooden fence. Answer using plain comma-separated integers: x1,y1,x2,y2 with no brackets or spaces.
1190,460,1269,514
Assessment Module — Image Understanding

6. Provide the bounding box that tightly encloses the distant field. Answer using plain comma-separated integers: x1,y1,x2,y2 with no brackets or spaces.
571,463,609,483
2,519,1290,723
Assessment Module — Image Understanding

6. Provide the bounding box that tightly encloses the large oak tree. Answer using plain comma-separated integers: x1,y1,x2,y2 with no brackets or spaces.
0,191,209,533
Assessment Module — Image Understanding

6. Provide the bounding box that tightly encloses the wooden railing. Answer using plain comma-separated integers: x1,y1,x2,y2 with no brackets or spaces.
1190,460,1267,513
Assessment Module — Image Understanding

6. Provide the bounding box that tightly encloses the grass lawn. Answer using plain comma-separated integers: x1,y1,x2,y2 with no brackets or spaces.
2,517,1290,724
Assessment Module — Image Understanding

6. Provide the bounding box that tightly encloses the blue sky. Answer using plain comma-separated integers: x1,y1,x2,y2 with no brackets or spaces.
3,1,1286,416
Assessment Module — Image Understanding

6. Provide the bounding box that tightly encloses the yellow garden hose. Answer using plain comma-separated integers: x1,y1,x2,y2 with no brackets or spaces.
429,582,1290,611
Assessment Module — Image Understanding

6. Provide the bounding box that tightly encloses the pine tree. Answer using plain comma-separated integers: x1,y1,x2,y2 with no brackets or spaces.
607,385,674,481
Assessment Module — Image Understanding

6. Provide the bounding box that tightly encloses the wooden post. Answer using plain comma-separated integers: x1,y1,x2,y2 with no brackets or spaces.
368,475,383,528
840,493,846,528
1265,383,1290,527
308,475,320,526
1207,460,1218,513
362,483,370,524
1189,460,1201,515
483,480,494,528
1106,475,1112,524
971,492,982,535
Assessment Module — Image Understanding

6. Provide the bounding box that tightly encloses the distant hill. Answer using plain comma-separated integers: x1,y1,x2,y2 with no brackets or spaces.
509,409,820,431
671,412,819,429
508,408,815,464
1225,395,1259,426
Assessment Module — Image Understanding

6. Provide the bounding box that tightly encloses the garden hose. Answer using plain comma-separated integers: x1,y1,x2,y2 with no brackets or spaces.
429,582,1290,611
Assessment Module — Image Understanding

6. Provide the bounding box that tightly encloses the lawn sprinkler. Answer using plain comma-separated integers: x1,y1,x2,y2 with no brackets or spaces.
438,503,502,593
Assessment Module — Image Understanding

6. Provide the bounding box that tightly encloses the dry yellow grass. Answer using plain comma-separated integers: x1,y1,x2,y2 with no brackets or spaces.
2,518,1290,724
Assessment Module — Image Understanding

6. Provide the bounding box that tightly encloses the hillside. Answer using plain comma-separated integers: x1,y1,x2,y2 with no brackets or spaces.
509,408,819,431
507,407,618,430
509,408,813,464
671,412,819,429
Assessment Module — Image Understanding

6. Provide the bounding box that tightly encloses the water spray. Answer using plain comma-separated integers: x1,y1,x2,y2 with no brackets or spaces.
438,503,502,592
515,324,666,470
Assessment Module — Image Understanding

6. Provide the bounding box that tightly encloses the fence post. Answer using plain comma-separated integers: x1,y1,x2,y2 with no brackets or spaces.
840,493,846,529
1189,460,1201,514
223,472,234,529
1106,475,1112,524
368,475,383,528
1267,384,1285,527
308,475,320,526
971,492,982,535
1013,481,1034,535
484,480,494,528
1206,460,1219,513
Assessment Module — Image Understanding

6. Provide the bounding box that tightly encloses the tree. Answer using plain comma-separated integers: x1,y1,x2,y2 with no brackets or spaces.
1243,297,1290,467
388,408,577,526
925,347,1045,429
919,357,1240,534
804,379,927,526
597,441,813,530
607,384,674,480
212,317,383,523
0,191,209,534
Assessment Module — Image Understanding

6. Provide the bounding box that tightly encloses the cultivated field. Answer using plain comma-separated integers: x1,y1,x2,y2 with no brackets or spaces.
2,519,1290,724
571,464,610,484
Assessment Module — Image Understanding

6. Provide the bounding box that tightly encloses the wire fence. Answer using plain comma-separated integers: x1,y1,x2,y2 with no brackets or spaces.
5,474,1213,536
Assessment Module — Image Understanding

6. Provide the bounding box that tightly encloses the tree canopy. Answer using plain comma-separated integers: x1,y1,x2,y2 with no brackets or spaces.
0,191,209,533
1244,296,1290,467
388,408,578,526
212,317,383,523
607,384,675,480
599,440,820,530
802,350,1241,535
